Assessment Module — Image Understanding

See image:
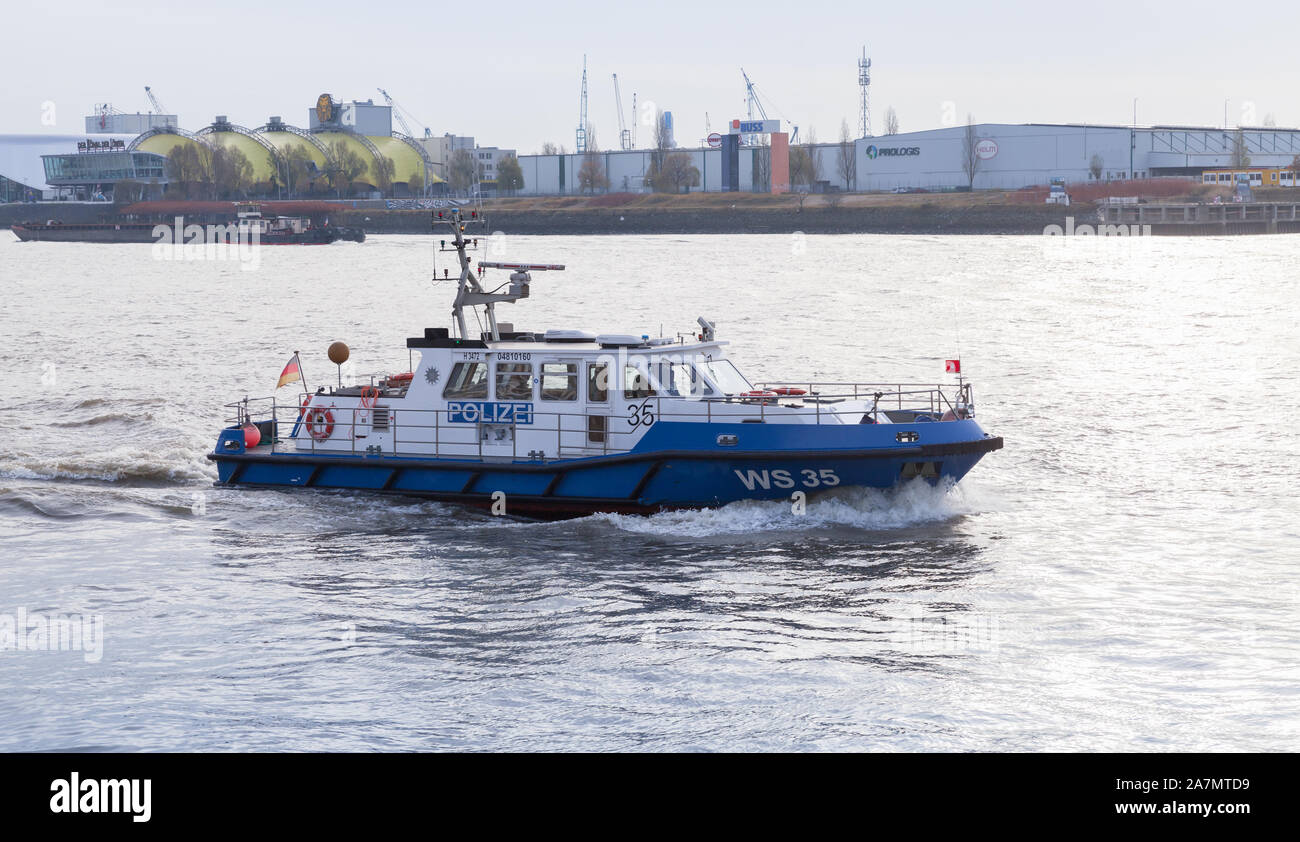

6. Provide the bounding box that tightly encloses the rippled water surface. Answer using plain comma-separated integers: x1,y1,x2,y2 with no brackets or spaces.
2,232,1298,751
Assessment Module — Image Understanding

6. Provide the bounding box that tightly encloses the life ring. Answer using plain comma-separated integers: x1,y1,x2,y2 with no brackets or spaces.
307,408,335,441
296,394,312,422
770,387,807,396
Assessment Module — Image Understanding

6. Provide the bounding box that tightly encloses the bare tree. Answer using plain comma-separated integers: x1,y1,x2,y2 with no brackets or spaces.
541,142,559,155
447,148,476,194
837,119,856,191
789,144,812,189
578,128,609,193
652,151,700,193
645,111,676,191
274,144,316,198
805,128,821,185
373,154,396,197
326,139,368,197
496,155,524,195
885,107,900,136
165,143,207,198
1089,153,1104,181
962,115,981,189
202,146,254,199
112,179,149,206
751,136,770,192
1231,130,1251,168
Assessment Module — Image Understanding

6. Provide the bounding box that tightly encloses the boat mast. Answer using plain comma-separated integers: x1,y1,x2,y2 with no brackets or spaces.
436,207,488,340
436,207,563,342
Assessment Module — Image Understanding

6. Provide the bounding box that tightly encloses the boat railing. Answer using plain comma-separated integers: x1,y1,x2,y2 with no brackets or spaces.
222,381,972,461
755,381,973,416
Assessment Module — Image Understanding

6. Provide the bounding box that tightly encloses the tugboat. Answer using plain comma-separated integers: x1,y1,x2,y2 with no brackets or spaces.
232,203,365,245
208,208,1002,517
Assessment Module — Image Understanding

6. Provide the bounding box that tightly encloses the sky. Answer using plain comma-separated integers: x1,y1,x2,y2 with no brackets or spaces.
4,0,1297,152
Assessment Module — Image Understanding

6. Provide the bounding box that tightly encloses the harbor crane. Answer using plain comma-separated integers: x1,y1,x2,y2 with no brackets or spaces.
613,74,631,150
144,86,167,114
740,68,798,144
576,55,588,154
377,87,432,138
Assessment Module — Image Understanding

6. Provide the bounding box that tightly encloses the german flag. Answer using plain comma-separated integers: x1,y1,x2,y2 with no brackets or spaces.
276,354,302,389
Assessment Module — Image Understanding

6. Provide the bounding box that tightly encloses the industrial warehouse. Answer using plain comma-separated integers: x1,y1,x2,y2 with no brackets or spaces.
2,82,1300,202
513,122,1300,195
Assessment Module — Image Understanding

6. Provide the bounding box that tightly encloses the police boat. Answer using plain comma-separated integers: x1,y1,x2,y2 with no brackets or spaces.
209,208,1002,517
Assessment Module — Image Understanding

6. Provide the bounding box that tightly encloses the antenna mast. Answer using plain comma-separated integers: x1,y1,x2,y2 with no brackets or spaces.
858,46,872,139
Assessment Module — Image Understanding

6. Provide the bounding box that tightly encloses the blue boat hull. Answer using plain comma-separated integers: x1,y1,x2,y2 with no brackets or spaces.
208,420,1003,517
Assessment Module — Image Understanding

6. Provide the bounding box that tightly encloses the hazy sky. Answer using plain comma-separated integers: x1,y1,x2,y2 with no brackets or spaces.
5,0,1297,151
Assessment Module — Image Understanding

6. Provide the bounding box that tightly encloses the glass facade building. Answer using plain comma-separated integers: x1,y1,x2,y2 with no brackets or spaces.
42,150,167,188
1,172,41,202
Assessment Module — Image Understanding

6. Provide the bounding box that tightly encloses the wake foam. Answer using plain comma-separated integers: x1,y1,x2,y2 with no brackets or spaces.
592,478,984,537
0,445,213,484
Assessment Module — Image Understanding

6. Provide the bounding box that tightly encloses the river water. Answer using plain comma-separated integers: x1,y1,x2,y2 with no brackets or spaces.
1,231,1297,751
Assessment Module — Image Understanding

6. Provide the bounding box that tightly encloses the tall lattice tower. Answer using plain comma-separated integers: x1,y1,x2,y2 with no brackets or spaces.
858,47,872,138
576,55,588,154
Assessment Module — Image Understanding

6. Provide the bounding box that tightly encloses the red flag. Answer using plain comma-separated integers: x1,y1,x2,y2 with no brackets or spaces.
276,355,302,389
945,359,961,374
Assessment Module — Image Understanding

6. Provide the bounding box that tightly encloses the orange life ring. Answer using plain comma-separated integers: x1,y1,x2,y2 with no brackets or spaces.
307,408,335,441
296,394,312,422
770,387,807,396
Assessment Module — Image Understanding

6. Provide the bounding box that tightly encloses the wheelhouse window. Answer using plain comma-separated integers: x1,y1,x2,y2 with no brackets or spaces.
540,362,578,401
443,361,488,399
657,361,714,397
495,362,534,400
699,358,753,395
623,360,656,400
588,363,609,402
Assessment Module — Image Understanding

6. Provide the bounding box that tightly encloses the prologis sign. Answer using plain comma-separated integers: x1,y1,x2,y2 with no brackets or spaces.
865,144,921,159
